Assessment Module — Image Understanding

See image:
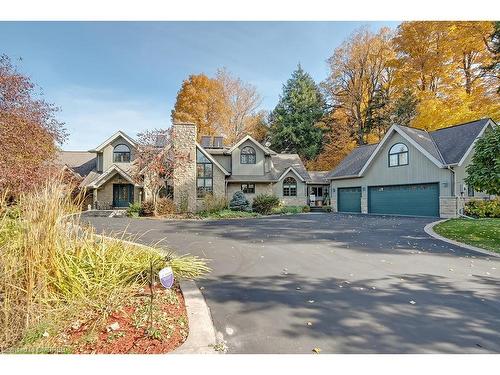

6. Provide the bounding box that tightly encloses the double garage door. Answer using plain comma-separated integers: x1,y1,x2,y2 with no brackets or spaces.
338,183,439,217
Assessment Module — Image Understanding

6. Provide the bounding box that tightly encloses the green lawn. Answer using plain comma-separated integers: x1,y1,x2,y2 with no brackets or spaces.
434,218,500,253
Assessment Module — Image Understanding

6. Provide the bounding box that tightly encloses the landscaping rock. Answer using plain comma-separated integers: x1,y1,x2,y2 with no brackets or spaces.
107,322,120,332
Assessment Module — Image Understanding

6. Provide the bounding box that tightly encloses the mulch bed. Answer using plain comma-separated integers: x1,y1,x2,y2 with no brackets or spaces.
68,283,188,354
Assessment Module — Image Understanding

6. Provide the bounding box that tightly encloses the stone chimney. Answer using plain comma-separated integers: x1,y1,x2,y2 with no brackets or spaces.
172,122,197,213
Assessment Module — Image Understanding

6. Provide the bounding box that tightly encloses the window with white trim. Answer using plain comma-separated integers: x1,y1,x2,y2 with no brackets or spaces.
388,143,409,167
283,177,297,196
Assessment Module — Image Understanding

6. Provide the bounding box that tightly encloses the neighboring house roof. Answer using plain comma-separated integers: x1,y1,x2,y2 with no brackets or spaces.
328,144,378,180
307,171,330,184
55,151,97,178
89,130,136,152
429,118,493,165
328,118,496,180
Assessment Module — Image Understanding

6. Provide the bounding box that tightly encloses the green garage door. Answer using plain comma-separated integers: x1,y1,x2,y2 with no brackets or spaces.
368,183,439,217
338,187,362,213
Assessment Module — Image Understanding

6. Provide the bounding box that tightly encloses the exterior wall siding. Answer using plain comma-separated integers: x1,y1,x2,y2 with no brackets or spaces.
231,139,265,176
213,154,232,173
102,136,135,172
273,170,307,206
226,182,273,204
331,132,453,216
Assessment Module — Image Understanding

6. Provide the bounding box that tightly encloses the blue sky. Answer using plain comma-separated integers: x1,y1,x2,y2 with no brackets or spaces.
0,21,398,150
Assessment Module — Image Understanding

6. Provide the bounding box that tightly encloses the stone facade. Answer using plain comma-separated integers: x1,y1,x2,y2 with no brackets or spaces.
172,123,197,213
226,182,273,204
196,165,227,212
93,173,141,209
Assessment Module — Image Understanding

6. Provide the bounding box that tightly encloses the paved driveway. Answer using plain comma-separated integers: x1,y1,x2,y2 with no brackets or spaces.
84,213,500,353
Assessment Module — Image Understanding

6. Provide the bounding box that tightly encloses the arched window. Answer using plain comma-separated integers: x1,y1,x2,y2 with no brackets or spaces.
113,144,131,162
388,143,408,167
240,146,256,164
283,177,297,196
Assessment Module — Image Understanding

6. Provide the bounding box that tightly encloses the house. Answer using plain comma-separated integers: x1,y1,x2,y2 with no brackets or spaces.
57,131,143,209
328,118,497,218
57,122,330,211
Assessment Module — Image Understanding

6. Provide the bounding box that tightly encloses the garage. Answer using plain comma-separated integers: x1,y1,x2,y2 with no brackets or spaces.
337,187,362,213
368,183,439,217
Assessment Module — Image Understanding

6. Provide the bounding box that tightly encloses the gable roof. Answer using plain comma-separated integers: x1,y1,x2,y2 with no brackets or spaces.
228,135,276,155
271,153,310,181
90,131,136,152
196,144,230,176
328,144,378,180
307,171,331,184
429,118,493,165
55,151,97,177
89,164,140,189
328,118,496,180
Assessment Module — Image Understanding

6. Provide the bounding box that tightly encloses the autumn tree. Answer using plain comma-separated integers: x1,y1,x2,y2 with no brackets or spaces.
215,68,264,144
171,74,229,139
324,27,396,145
394,21,499,130
269,65,326,160
0,55,66,197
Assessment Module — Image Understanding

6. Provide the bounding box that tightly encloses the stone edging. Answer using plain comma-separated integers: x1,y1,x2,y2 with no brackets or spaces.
96,234,218,354
424,219,500,258
68,216,218,354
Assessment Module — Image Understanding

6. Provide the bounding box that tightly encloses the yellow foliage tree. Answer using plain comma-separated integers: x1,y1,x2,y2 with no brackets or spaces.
171,74,229,139
394,21,499,130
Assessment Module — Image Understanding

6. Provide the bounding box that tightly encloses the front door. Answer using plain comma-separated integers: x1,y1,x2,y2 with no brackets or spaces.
113,184,134,208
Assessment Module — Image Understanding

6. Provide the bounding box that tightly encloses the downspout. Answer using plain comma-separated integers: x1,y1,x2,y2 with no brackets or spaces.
446,165,461,217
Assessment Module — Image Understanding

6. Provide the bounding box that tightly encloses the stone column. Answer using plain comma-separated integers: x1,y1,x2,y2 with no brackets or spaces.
172,122,197,213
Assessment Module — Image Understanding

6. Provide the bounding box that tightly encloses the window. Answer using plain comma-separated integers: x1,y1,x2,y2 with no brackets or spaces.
240,146,256,164
113,144,131,162
241,183,255,194
283,177,297,196
196,149,213,198
467,185,475,197
388,143,409,167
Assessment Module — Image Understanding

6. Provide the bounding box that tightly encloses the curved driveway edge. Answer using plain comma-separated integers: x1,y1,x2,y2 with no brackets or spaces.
85,229,218,354
173,280,218,354
424,219,499,258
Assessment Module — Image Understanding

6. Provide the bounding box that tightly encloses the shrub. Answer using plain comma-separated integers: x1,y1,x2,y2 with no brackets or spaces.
464,199,500,218
202,194,228,214
252,194,280,215
140,200,155,216
127,202,141,217
302,205,311,213
324,205,332,212
155,197,176,216
199,209,259,219
229,191,250,211
0,180,210,351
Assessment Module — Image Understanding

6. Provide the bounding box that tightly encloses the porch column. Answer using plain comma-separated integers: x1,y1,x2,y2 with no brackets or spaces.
92,188,98,210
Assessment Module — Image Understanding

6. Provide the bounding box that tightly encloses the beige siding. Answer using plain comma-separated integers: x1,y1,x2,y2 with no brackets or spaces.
213,154,231,173
226,182,273,204
231,139,265,176
330,132,453,214
102,136,136,172
273,170,307,206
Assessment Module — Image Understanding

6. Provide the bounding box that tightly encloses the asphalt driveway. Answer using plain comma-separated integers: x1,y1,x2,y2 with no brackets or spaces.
83,213,500,353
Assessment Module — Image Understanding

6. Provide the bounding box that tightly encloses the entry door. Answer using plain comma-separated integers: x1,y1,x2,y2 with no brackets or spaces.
113,184,134,208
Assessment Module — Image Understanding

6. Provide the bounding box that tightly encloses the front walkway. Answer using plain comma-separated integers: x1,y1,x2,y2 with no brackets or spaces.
84,213,500,353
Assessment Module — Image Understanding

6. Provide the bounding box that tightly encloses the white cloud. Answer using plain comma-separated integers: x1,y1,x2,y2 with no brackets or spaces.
52,86,173,150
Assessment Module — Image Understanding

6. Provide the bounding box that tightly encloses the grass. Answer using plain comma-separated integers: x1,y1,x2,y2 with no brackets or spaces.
0,180,210,352
434,218,500,253
199,209,259,219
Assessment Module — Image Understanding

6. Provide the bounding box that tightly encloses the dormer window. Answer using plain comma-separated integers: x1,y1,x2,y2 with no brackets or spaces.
240,146,256,164
388,143,408,167
113,144,131,163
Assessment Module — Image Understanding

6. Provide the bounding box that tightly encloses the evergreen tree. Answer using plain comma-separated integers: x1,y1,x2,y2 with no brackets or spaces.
268,65,326,160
